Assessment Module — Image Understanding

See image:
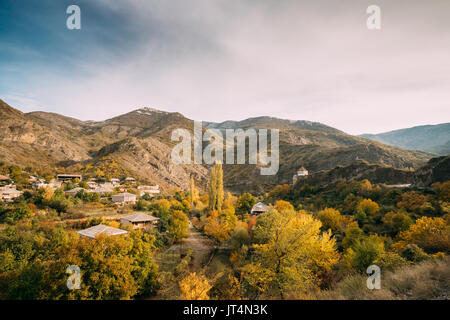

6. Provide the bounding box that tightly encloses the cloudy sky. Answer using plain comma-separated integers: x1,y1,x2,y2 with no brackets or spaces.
1,0,449,134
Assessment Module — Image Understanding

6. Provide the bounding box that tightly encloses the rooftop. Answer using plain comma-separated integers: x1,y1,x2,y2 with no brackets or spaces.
251,202,270,213
77,224,128,239
121,212,160,223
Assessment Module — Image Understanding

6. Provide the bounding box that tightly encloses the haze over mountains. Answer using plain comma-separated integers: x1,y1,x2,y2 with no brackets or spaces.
0,99,444,193
360,123,450,155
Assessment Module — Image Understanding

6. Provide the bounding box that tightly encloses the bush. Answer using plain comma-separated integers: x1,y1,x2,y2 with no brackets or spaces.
344,236,385,272
401,244,429,263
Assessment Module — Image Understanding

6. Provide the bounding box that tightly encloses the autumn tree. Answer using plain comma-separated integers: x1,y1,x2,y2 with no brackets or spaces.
190,176,199,207
396,191,427,213
356,198,380,221
274,200,294,212
342,221,364,249
204,210,233,244
242,207,339,298
168,210,189,243
317,208,351,233
208,163,224,211
382,211,413,236
432,181,450,201
179,272,212,300
397,216,450,253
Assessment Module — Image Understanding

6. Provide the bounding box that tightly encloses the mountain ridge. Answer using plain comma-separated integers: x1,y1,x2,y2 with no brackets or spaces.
0,99,438,193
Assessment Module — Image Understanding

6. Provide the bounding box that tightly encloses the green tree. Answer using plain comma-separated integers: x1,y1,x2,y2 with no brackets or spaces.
344,235,385,272
236,193,257,216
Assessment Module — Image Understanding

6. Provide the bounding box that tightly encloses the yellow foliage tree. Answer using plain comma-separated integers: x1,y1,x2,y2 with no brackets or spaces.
179,272,212,300
398,216,450,253
317,208,351,233
244,208,339,298
204,210,233,244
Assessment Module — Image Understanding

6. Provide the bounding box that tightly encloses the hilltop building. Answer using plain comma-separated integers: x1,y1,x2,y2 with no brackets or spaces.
292,166,309,185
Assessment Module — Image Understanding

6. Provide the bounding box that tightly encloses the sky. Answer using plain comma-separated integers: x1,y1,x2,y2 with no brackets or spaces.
1,0,449,135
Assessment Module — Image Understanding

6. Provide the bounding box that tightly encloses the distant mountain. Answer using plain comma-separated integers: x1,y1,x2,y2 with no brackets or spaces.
0,99,436,193
360,123,450,155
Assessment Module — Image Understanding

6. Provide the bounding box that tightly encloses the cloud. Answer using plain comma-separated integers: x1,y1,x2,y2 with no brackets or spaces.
1,0,450,134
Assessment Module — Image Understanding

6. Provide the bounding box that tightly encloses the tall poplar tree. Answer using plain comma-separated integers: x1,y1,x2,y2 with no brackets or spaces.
208,162,224,211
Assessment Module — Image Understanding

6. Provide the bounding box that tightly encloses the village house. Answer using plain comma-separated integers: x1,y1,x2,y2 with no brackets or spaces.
32,179,47,190
57,174,82,182
137,185,160,197
77,224,128,239
125,177,136,183
91,186,114,195
32,179,61,190
87,181,98,189
292,166,309,185
251,202,269,215
0,175,11,186
65,187,86,197
112,192,137,205
0,186,23,202
110,178,120,187
120,212,160,229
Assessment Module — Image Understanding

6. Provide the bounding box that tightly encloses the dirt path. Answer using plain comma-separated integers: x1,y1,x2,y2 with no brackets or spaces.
165,221,215,270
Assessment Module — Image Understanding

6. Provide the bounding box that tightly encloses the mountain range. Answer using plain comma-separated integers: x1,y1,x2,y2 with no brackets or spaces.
0,99,444,193
360,123,450,155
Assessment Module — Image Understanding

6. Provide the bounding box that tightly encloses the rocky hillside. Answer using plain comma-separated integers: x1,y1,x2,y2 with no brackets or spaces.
292,160,415,189
414,155,450,187
360,123,450,155
0,99,436,193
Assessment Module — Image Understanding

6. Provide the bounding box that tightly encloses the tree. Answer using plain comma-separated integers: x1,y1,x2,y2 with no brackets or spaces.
1,227,159,300
397,191,427,213
190,176,199,207
382,211,413,235
6,202,31,222
216,163,224,211
236,193,257,216
179,272,212,300
432,181,450,201
168,210,189,243
274,200,294,212
208,163,224,211
343,235,385,272
342,221,364,249
356,198,380,221
151,199,171,230
204,210,233,244
317,208,351,233
398,216,450,253
243,207,339,298
357,179,372,195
